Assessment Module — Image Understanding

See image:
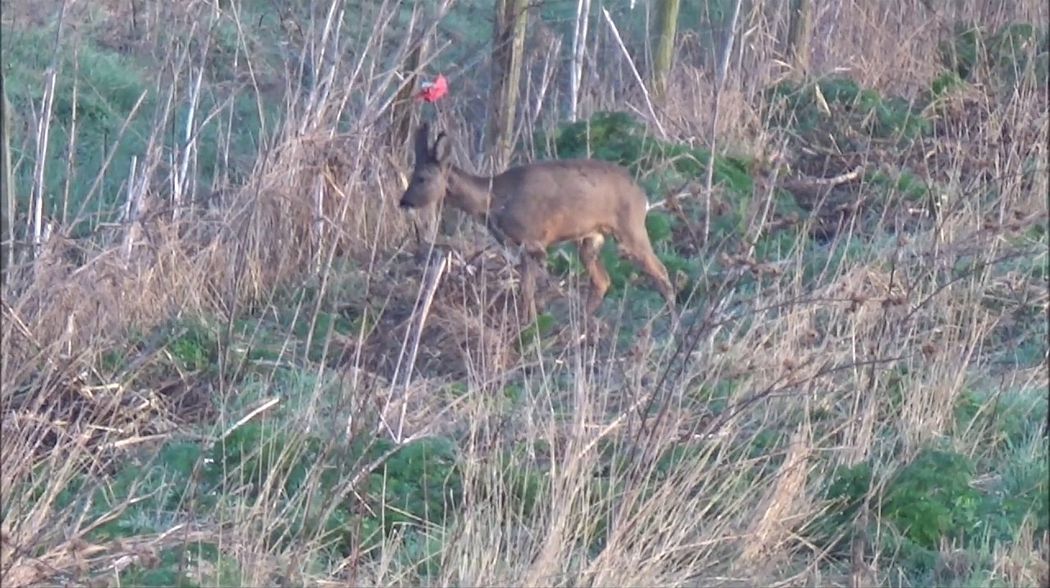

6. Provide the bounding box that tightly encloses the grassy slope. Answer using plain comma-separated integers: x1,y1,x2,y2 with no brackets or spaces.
1,1,1048,587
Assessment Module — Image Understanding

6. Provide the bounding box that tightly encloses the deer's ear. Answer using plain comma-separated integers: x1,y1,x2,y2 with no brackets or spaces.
414,123,431,163
433,132,451,165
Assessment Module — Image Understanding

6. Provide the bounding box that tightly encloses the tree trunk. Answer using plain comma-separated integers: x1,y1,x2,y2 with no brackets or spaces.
786,0,813,74
569,0,592,122
391,17,427,157
651,0,681,99
490,0,529,169
1,73,14,287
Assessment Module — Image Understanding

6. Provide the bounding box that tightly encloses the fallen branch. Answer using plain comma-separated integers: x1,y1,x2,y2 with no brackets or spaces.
647,166,866,213
780,165,865,194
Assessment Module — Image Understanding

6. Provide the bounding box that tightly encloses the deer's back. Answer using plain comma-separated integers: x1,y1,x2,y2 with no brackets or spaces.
490,159,646,246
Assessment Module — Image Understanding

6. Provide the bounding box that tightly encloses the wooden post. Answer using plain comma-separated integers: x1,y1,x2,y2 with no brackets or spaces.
489,0,529,169
651,0,681,99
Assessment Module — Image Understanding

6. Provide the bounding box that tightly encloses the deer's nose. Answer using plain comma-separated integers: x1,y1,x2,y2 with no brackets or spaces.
398,198,412,208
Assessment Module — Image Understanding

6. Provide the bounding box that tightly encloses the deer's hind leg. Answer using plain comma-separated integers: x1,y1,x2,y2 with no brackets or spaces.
579,233,612,315
616,221,676,310
518,241,548,323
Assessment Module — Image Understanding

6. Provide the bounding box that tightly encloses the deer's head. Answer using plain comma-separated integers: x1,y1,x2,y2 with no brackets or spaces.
399,123,452,209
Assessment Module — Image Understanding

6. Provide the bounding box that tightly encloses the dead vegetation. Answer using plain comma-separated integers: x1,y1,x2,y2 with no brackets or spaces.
1,0,1047,586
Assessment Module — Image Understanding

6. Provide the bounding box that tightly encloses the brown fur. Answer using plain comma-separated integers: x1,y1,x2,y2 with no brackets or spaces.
399,123,675,320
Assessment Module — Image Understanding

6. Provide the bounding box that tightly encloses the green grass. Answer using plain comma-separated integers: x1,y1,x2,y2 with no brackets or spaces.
1,13,277,235
2,4,1047,587
806,383,1048,585
2,26,153,226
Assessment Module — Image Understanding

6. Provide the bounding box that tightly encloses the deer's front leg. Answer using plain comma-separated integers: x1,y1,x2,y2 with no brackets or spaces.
519,254,536,323
518,242,548,324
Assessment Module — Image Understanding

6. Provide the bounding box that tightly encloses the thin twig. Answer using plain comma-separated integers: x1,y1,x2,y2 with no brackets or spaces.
601,7,667,140
380,251,449,442
703,0,743,245
218,396,281,442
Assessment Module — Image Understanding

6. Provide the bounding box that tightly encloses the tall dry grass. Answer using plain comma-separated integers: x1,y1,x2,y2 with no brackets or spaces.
2,0,1047,586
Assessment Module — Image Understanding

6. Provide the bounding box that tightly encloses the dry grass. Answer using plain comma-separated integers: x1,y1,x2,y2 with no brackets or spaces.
1,0,1047,586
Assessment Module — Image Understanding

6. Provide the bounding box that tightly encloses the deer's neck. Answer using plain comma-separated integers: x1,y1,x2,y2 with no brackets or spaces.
446,168,495,218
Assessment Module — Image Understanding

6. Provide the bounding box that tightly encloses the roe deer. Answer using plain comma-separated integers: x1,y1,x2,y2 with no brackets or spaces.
399,123,675,320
